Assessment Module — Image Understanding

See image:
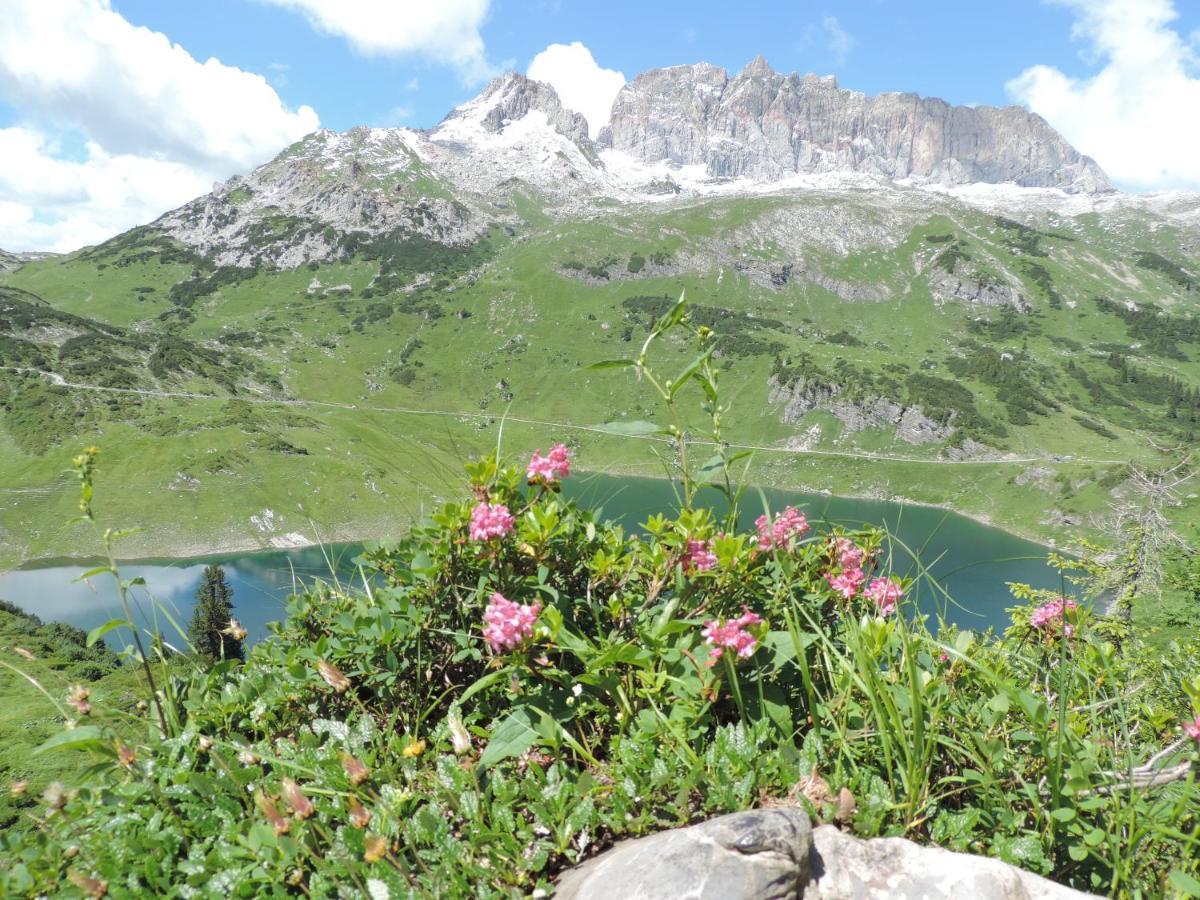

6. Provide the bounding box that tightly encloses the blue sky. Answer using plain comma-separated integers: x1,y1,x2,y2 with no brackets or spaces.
98,0,1183,131
1,0,1199,251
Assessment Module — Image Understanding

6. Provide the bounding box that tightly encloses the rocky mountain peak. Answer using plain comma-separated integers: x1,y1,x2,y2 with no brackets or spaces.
600,62,1112,193
741,54,775,78
435,72,590,146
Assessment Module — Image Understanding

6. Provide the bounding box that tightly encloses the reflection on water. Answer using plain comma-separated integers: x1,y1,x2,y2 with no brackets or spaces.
0,474,1069,648
0,545,367,651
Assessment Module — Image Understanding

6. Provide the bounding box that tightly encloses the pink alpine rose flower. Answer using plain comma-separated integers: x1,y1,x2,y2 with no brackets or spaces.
834,538,864,570
755,506,809,550
864,577,903,617
826,567,865,600
702,607,765,664
683,538,718,572
1184,716,1200,742
482,592,541,653
527,443,571,482
1029,597,1078,637
469,502,515,542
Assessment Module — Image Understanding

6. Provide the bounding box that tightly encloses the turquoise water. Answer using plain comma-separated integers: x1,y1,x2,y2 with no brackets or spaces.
0,473,1069,648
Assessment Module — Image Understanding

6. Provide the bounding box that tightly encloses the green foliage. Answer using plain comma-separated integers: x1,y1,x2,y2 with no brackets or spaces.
0,601,135,832
967,309,1038,342
622,295,785,359
168,266,258,309
0,284,284,451
1135,252,1197,292
1094,296,1200,360
992,215,1074,257
188,566,243,662
904,372,1004,439
4,193,1200,571
78,226,204,269
4,451,1198,895
929,236,971,273
947,344,1059,425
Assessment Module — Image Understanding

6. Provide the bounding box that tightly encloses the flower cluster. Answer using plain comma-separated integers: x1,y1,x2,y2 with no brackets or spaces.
483,592,541,653
835,537,864,569
527,443,571,482
1029,597,1078,637
864,576,903,617
682,538,717,572
469,502,515,542
755,506,809,550
67,684,91,717
702,607,765,664
827,567,865,600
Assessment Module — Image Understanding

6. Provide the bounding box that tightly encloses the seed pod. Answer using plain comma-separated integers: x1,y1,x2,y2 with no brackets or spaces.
317,660,351,693
340,752,369,786
347,797,371,829
66,871,108,898
281,778,315,820
364,834,387,864
255,792,290,835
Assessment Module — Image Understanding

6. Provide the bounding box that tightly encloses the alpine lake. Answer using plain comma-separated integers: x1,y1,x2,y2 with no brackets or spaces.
0,473,1073,650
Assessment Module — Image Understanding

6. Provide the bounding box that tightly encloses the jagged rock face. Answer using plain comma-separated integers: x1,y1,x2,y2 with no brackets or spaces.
769,376,953,446
440,73,590,146
153,74,600,268
142,62,1122,271
154,127,484,269
599,58,1111,193
928,270,1030,311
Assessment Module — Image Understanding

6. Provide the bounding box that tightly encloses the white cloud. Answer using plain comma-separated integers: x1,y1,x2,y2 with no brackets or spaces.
0,128,214,253
822,15,856,66
1007,0,1200,192
0,0,319,252
0,0,318,171
527,42,626,140
258,0,495,82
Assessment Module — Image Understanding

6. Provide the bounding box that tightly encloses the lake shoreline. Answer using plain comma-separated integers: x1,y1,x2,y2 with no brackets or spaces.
7,467,1069,571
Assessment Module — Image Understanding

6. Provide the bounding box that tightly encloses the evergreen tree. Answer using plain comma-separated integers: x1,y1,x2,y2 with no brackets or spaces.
188,565,243,661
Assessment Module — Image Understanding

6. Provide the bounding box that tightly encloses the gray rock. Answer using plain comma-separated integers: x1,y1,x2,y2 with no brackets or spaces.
806,825,1093,899
929,270,1029,311
943,438,995,461
599,59,1110,193
1015,466,1055,487
555,808,813,900
0,247,56,274
768,377,952,446
554,812,1096,900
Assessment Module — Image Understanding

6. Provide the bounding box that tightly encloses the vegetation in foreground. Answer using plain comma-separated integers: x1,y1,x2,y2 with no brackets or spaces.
2,303,1199,898
0,601,142,834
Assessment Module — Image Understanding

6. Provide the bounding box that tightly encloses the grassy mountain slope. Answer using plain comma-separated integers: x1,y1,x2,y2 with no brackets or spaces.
2,184,1199,564
0,601,143,831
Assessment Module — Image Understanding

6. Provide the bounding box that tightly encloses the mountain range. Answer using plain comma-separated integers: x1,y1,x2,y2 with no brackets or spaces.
1,59,1198,564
